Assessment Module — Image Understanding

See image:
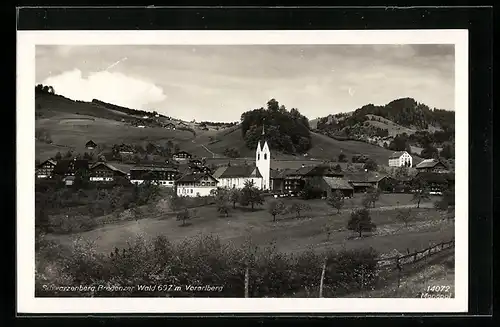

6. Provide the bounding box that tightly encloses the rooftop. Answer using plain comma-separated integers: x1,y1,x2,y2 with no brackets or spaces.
323,177,354,190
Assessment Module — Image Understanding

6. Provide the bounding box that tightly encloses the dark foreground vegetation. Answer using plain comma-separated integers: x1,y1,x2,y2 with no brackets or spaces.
36,233,379,298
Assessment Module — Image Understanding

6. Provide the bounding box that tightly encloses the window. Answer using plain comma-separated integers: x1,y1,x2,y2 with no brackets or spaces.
264,153,267,160
191,189,193,193
211,182,215,186
258,154,260,160
201,182,206,186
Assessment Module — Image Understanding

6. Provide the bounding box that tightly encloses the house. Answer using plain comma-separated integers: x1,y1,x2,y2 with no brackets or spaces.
212,164,263,190
129,165,179,187
85,140,97,150
412,172,455,193
172,151,193,161
36,159,57,178
177,121,189,128
63,176,75,186
271,164,343,195
137,125,146,128
176,172,219,197
415,159,449,173
189,159,204,167
164,123,176,130
388,151,413,167
344,172,387,193
115,143,135,155
52,159,90,178
89,162,128,182
378,175,412,193
321,177,354,198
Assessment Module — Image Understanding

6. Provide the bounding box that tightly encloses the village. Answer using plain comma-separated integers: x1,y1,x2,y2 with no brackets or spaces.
36,132,454,200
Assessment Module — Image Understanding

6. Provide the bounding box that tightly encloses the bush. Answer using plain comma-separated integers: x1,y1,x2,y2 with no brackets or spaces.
36,233,380,298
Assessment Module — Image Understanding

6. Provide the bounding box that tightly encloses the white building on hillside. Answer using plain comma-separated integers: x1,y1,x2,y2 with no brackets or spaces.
176,172,219,197
388,151,413,167
211,125,271,190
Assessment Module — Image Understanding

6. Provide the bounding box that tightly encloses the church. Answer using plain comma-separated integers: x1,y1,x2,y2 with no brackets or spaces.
212,126,271,190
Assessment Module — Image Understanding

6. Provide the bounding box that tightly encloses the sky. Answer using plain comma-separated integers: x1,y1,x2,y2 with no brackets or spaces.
36,44,454,122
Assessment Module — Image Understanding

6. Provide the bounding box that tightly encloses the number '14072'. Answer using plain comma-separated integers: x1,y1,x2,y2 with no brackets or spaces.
427,285,451,292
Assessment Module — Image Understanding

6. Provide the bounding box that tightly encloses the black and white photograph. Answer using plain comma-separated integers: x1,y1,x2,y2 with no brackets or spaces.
17,30,469,314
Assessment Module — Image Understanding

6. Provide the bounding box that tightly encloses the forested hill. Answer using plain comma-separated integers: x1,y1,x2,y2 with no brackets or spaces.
317,97,455,132
240,99,311,155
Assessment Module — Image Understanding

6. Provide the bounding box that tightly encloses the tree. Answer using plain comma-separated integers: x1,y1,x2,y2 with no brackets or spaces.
176,207,191,226
348,208,376,237
213,188,230,217
300,181,323,200
83,152,93,161
239,180,264,210
421,144,439,159
338,153,347,163
363,187,381,208
327,190,345,214
289,201,311,218
333,164,342,173
268,200,286,222
228,188,241,209
434,186,455,211
396,208,413,228
54,152,62,160
363,159,378,172
412,180,431,208
64,150,73,158
440,144,454,159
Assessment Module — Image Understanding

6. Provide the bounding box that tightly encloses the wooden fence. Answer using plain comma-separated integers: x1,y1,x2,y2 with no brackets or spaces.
376,239,455,270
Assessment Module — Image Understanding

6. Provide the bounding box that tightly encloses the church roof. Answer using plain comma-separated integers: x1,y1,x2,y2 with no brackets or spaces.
212,165,263,178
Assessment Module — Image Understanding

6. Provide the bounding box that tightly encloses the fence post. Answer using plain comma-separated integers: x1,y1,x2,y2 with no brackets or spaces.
396,257,402,289
319,259,327,298
244,266,249,298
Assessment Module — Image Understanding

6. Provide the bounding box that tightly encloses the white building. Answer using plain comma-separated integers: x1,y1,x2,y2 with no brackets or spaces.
211,125,271,190
176,172,219,197
388,151,413,167
212,164,263,189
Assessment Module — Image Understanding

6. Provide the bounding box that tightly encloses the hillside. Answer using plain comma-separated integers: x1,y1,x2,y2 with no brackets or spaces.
313,98,454,158
35,92,412,166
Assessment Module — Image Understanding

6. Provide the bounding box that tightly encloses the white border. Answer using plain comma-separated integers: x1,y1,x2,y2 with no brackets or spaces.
17,30,468,314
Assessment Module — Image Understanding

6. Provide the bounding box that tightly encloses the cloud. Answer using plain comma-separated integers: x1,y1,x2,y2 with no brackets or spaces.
41,69,167,110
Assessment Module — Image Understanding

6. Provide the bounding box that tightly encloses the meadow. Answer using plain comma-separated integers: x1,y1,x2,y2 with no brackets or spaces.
47,193,454,259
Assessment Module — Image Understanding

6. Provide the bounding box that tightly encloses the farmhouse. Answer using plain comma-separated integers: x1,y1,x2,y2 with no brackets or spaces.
52,158,90,178
85,140,97,150
89,162,127,182
164,123,176,130
388,151,412,167
415,159,449,173
176,172,219,197
129,165,179,187
172,151,193,161
36,159,57,178
271,164,344,195
344,172,387,193
413,172,455,193
321,177,354,198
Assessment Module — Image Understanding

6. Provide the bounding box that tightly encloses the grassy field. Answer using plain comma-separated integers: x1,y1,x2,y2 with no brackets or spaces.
35,93,402,165
356,249,455,298
47,194,453,259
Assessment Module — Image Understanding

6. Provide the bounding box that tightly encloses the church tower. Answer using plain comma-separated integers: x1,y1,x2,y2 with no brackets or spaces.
255,123,271,190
